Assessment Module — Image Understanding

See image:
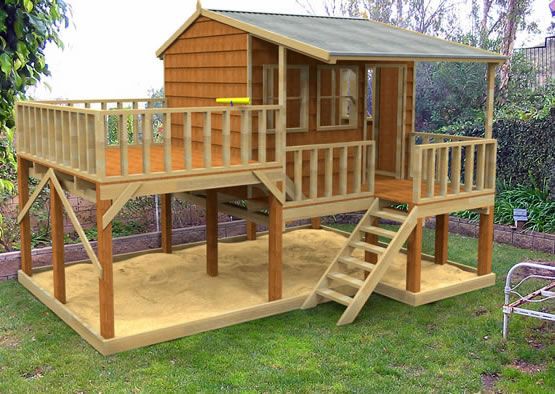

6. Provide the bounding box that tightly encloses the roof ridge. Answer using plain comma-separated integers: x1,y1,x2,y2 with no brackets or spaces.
207,8,365,21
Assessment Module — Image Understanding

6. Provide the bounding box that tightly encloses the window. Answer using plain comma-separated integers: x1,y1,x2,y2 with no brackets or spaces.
317,65,358,130
262,65,309,132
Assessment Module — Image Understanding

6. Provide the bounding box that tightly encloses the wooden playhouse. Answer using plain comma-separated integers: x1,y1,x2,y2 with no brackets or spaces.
15,4,505,354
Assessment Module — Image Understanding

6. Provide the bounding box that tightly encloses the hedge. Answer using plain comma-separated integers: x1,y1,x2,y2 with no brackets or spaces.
453,111,555,195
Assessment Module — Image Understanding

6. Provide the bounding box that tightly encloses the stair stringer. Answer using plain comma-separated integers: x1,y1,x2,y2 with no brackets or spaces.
336,206,420,325
301,197,379,309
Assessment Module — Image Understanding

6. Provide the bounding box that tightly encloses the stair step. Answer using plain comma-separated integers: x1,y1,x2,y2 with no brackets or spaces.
327,272,364,288
350,240,387,255
316,289,353,306
373,209,407,222
359,225,397,239
338,256,375,271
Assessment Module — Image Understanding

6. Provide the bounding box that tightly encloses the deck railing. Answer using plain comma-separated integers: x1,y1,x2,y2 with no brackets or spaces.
34,98,165,110
410,134,497,203
15,101,283,182
285,140,375,205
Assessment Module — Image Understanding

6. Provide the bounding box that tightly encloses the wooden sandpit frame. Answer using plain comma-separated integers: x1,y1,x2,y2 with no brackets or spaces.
18,225,495,355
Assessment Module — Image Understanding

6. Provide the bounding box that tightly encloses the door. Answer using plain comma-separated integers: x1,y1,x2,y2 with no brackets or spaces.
368,65,406,178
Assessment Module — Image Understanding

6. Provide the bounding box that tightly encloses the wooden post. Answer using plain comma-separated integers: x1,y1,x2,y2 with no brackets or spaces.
17,158,32,276
206,189,218,277
268,193,283,301
96,190,114,339
50,179,66,303
160,193,172,253
434,214,449,265
478,206,494,275
485,63,496,139
406,206,422,292
246,221,257,240
311,217,321,229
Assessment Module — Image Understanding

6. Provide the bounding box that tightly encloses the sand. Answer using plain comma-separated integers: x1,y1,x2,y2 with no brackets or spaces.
32,229,476,337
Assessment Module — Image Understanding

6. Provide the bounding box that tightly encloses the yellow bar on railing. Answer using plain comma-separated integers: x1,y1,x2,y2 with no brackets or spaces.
215,97,251,105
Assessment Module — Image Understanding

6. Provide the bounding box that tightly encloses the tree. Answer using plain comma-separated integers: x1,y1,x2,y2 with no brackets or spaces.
0,0,70,192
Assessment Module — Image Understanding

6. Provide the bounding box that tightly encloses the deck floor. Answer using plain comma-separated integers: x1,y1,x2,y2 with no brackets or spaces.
105,140,251,177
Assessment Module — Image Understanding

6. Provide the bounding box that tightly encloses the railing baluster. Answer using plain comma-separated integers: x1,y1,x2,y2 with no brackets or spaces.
258,110,267,163
476,143,485,190
426,148,436,197
143,112,152,174
184,112,192,170
451,146,461,194
222,110,231,167
164,112,172,172
120,113,129,176
294,150,303,201
132,102,139,144
439,147,448,196
464,144,475,192
411,147,422,202
353,145,362,193
70,112,78,169
35,107,42,156
87,114,97,175
367,143,375,194
203,111,212,168
63,111,70,165
486,142,497,189
55,110,64,163
94,113,104,178
78,113,87,171
325,147,333,197
309,148,318,199
339,146,348,195
240,109,249,165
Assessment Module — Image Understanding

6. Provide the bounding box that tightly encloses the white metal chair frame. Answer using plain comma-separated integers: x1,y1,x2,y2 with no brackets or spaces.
503,262,555,339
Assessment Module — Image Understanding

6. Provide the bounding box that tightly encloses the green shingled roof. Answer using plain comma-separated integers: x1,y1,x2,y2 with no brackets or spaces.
209,9,505,62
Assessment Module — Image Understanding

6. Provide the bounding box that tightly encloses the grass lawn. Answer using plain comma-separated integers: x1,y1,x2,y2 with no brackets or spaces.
0,226,553,392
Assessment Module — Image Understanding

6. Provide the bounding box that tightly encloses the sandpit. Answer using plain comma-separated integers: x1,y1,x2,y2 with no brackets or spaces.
32,229,476,337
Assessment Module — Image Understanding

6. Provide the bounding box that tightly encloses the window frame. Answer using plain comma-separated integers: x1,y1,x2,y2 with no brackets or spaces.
262,64,309,133
316,65,359,131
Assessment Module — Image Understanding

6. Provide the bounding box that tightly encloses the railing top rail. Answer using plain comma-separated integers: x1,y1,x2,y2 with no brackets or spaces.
286,140,374,152
16,101,282,116
414,139,497,150
408,132,486,141
33,97,164,104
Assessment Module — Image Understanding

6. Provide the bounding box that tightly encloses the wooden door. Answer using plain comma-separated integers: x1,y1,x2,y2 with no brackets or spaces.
373,66,405,178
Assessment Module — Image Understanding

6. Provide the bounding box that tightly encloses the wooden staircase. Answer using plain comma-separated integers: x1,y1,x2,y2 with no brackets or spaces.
301,198,420,325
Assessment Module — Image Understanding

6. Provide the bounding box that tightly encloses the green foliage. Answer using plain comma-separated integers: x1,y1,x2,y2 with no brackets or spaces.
415,62,487,131
81,220,145,243
451,113,555,191
454,182,555,233
0,0,70,243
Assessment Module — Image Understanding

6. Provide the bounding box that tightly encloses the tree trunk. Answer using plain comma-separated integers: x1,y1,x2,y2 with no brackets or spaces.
499,0,518,93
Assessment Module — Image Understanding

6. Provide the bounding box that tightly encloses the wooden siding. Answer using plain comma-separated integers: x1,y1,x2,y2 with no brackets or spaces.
164,17,249,149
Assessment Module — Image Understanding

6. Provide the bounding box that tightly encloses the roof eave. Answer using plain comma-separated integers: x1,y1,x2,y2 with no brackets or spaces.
330,53,507,63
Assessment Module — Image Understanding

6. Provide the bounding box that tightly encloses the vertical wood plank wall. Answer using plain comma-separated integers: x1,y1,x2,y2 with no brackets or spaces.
163,16,249,153
161,17,416,178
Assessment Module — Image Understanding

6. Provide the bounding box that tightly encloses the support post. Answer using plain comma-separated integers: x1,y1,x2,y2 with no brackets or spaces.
96,190,114,339
406,207,422,292
50,179,66,303
434,214,449,265
160,193,172,253
311,217,321,229
485,63,496,139
246,221,257,240
268,193,283,301
17,158,32,276
206,189,218,277
478,206,494,275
